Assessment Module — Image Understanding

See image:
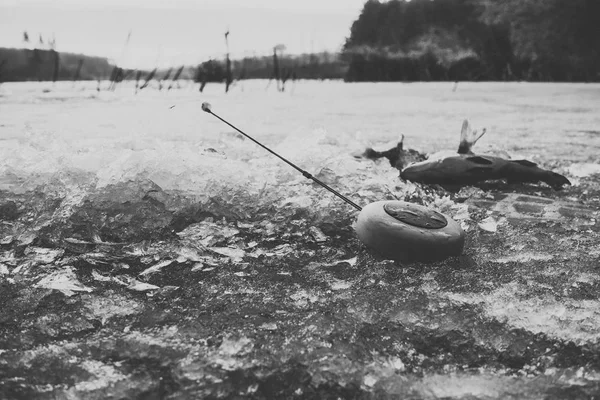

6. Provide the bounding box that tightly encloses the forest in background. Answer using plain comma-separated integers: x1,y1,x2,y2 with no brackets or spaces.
343,0,600,82
1,0,599,84
0,47,345,85
0,48,114,82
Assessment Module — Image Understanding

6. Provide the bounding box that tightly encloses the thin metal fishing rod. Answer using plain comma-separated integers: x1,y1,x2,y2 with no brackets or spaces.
202,102,362,211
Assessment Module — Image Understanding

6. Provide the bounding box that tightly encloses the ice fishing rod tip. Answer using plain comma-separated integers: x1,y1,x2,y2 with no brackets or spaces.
201,102,212,113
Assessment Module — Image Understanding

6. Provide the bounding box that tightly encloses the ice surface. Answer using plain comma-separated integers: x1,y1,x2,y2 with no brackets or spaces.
34,266,93,296
1,82,597,237
478,216,501,232
442,282,600,344
568,163,600,178
1,81,600,398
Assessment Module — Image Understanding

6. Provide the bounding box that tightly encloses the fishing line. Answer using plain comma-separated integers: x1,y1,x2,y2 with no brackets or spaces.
200,102,466,263
201,102,362,211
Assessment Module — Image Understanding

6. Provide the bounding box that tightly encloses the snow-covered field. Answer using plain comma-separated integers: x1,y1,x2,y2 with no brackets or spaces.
1,80,600,399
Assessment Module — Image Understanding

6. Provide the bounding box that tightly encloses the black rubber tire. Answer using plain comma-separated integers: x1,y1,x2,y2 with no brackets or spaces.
355,200,465,263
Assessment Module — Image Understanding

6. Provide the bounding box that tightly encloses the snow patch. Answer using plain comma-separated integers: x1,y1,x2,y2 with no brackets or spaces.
567,163,600,178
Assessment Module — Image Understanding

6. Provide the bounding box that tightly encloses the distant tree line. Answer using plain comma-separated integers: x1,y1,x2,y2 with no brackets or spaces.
0,47,347,85
193,51,347,83
343,0,600,82
0,48,115,82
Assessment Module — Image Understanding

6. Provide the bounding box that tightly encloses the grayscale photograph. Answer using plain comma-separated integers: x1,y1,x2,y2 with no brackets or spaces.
0,0,599,398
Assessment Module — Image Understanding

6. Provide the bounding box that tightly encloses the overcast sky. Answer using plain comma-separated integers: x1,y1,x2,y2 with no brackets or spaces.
0,0,367,68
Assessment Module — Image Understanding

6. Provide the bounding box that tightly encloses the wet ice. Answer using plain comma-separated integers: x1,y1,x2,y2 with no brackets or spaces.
1,81,599,398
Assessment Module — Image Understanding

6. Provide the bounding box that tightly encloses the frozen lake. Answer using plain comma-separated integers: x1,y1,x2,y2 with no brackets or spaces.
1,80,598,216
1,80,600,399
1,80,599,188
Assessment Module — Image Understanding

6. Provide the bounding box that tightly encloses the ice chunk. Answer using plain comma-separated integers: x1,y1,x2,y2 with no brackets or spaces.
73,360,128,393
65,180,173,242
271,244,294,256
314,167,341,186
260,322,278,330
452,204,471,221
176,247,204,262
280,195,313,208
0,263,9,275
247,244,294,258
363,374,378,388
209,246,245,261
129,281,160,291
478,216,498,232
64,237,92,245
309,226,328,242
306,257,357,270
330,279,352,291
24,247,64,264
91,270,112,282
0,250,16,265
191,263,204,272
218,336,253,357
34,266,93,296
0,236,14,245
177,220,239,242
258,220,277,236
494,253,554,263
290,289,319,307
340,256,358,266
139,260,173,277
122,277,160,291
17,232,37,246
